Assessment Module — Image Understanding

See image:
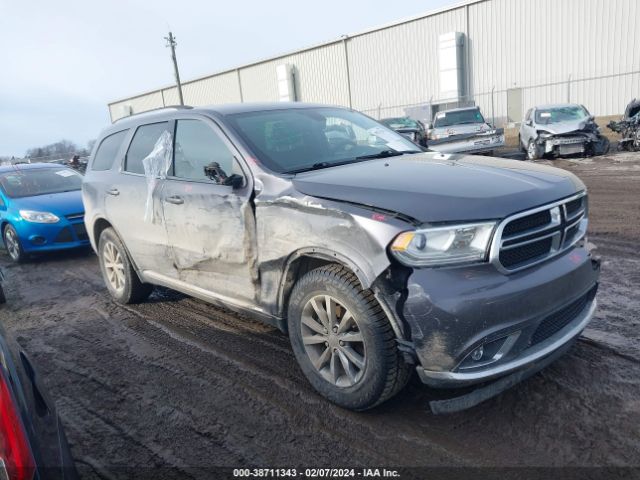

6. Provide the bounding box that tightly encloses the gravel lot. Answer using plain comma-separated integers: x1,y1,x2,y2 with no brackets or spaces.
0,151,639,478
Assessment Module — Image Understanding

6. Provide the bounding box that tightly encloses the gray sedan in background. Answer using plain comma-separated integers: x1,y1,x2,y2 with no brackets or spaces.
519,104,610,160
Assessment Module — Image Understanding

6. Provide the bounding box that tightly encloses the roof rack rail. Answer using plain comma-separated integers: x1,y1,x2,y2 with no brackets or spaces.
113,105,193,123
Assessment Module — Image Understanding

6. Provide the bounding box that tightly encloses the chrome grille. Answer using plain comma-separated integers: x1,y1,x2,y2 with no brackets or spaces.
491,193,588,273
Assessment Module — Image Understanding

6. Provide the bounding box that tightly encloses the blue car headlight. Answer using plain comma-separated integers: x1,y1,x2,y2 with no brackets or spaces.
19,210,60,224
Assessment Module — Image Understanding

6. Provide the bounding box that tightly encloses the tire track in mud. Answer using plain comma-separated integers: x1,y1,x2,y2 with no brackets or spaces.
1,152,640,471
4,251,639,469
93,301,464,468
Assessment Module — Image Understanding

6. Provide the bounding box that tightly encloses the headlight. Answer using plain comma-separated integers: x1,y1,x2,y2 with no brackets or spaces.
537,131,553,138
390,222,496,267
19,210,60,223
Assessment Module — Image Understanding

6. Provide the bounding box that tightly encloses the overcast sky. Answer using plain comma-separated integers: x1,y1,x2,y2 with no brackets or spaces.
0,0,458,157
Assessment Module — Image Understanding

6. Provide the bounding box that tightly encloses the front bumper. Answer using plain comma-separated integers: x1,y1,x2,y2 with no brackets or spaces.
13,218,90,253
395,244,600,388
540,132,609,156
429,131,505,155
542,136,587,156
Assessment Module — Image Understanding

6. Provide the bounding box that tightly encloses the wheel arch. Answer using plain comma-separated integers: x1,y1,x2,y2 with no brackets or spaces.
92,217,142,276
276,247,389,324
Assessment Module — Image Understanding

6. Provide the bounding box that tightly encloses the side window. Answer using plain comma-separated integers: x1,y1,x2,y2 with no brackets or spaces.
0,194,5,208
92,130,127,171
525,109,532,122
173,119,239,182
125,122,170,174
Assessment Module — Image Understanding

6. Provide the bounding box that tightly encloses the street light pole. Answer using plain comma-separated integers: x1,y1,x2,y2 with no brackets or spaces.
165,31,184,106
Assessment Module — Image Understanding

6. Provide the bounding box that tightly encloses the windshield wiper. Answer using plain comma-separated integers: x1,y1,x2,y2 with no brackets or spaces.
355,150,420,160
284,159,364,174
284,150,420,174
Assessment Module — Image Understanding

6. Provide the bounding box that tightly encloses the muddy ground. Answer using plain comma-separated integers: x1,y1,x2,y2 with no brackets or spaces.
0,151,639,478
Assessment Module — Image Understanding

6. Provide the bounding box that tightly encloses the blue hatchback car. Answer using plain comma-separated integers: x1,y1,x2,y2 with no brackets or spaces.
0,163,89,262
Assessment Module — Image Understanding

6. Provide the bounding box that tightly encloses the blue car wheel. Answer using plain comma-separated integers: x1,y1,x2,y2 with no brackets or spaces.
3,224,26,263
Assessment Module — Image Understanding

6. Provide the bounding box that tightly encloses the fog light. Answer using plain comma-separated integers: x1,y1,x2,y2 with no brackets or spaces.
471,346,484,361
29,235,46,245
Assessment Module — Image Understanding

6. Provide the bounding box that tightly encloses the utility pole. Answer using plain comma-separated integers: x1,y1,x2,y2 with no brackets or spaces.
165,31,184,105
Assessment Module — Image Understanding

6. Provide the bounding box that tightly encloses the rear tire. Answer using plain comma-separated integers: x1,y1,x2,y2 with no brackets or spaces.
288,264,410,410
3,225,26,263
98,228,152,304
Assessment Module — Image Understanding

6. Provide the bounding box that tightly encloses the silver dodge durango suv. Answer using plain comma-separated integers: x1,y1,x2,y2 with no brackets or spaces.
83,103,600,411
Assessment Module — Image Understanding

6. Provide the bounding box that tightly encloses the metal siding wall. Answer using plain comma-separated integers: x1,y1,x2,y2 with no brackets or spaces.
109,91,165,121
468,0,640,117
182,71,242,106
108,0,639,122
347,7,467,113
239,43,349,105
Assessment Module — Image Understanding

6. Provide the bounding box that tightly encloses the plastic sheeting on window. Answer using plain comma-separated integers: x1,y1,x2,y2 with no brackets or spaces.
142,130,173,223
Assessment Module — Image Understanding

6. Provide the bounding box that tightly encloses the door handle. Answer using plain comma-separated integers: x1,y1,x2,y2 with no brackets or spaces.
106,188,120,196
165,195,184,205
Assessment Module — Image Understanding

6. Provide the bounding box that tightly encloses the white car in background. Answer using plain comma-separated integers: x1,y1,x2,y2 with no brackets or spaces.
519,104,610,160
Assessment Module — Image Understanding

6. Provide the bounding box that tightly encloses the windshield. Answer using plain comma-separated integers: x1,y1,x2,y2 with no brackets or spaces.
0,167,82,198
381,117,419,129
535,106,589,125
226,107,420,174
433,109,485,128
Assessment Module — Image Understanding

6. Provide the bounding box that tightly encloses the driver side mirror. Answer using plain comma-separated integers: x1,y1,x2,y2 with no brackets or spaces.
525,119,533,127
203,162,244,189
427,122,433,130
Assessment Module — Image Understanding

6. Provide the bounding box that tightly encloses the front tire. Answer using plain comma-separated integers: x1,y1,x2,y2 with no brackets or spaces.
98,228,152,304
527,139,542,160
3,225,26,263
288,265,410,410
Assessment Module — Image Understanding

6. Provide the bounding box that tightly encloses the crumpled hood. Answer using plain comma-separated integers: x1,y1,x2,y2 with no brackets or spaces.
292,152,584,223
13,190,84,216
538,120,592,135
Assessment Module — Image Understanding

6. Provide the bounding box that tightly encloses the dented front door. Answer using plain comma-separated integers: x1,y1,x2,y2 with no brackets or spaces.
161,118,258,303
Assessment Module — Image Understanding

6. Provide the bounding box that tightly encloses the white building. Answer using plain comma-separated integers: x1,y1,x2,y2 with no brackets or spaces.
108,0,640,126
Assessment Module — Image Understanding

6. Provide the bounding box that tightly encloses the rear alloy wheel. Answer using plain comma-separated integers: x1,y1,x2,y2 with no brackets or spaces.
102,240,126,294
98,228,152,304
288,265,410,410
3,225,25,263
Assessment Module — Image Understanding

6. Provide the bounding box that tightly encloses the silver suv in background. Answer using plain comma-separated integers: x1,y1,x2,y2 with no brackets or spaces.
426,106,504,155
519,104,610,160
83,103,600,412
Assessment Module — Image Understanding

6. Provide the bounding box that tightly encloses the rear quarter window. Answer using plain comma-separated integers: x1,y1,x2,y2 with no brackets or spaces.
92,130,128,171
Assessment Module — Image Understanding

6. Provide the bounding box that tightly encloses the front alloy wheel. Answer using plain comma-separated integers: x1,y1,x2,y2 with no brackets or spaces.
288,265,411,410
527,139,542,160
3,225,25,263
301,295,366,387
